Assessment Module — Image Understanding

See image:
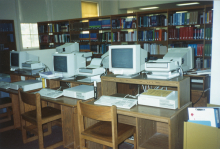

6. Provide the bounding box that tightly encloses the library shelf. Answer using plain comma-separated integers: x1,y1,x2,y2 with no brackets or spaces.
37,4,213,68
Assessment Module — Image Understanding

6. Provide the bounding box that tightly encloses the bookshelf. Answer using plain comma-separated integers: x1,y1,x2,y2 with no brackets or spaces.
0,20,17,72
37,4,213,68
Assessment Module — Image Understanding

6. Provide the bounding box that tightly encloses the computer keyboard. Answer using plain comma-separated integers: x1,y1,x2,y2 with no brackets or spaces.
94,95,138,109
37,88,63,98
0,81,11,89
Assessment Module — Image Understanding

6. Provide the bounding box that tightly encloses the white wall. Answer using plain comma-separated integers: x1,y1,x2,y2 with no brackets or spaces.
210,1,220,105
0,0,82,51
25,49,56,70
118,0,181,9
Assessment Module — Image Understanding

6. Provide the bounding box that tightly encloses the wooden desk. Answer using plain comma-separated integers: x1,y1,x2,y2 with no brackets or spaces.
41,96,92,149
0,87,87,149
91,74,191,149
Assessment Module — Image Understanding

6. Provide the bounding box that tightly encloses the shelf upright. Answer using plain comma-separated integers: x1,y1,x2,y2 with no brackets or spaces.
0,20,16,72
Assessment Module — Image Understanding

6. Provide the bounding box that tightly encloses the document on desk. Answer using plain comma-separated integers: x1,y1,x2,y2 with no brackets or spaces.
94,96,138,109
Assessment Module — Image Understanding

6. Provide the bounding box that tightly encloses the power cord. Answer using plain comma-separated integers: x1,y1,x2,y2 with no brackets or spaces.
192,90,205,107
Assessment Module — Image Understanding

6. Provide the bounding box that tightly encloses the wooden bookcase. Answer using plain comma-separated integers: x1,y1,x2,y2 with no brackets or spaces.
37,4,213,69
0,20,17,72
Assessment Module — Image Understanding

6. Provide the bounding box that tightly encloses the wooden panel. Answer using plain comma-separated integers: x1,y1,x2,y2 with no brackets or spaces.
61,105,79,149
117,83,139,95
10,93,20,128
0,50,10,73
47,79,60,89
97,82,102,98
48,102,61,110
178,77,190,108
101,80,117,96
118,114,136,126
137,118,157,148
169,103,191,149
191,91,208,107
156,122,169,135
10,74,21,82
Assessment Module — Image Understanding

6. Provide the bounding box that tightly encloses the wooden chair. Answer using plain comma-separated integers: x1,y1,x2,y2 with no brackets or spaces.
18,88,63,149
0,97,14,132
77,100,137,149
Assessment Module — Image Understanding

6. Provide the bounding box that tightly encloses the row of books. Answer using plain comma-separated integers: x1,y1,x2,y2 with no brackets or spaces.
168,27,205,40
204,44,212,57
79,44,90,51
205,27,212,40
79,34,89,42
0,23,13,32
204,59,211,68
112,18,136,29
70,22,89,31
138,29,167,41
138,15,167,27
7,34,14,42
90,32,112,42
38,23,69,33
0,44,4,50
112,31,137,42
54,34,70,43
39,34,70,43
89,20,111,29
168,10,212,26
143,43,167,55
188,44,204,56
91,44,110,54
195,58,211,69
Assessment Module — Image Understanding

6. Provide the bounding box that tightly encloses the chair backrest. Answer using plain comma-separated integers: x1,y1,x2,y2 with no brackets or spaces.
77,100,116,122
77,100,118,143
18,88,42,119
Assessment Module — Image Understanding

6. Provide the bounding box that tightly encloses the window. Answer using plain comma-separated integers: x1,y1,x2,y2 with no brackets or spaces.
81,1,99,18
20,23,39,49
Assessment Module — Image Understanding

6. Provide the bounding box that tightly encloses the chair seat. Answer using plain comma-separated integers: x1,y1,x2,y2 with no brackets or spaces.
21,107,61,124
82,121,135,144
0,97,12,105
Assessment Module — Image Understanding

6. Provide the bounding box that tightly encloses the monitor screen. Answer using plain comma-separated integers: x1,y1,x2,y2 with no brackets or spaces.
11,53,19,67
54,56,67,72
112,48,133,68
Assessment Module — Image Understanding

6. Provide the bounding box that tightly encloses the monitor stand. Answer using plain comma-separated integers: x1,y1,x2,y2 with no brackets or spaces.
116,73,139,78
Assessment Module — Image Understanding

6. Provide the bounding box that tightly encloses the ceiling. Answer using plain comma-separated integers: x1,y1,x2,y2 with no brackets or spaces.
124,1,213,13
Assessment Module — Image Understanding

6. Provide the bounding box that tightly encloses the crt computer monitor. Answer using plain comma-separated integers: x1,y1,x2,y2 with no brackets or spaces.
109,44,147,77
10,51,27,70
163,47,194,72
53,52,86,78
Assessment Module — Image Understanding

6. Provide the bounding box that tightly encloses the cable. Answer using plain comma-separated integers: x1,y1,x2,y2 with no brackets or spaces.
192,90,205,107
43,63,50,72
66,82,71,88
123,94,139,99
57,86,62,91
